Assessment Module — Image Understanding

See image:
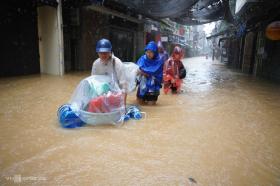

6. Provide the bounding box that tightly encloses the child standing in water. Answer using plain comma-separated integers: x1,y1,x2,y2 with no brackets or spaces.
163,46,186,94
136,41,164,105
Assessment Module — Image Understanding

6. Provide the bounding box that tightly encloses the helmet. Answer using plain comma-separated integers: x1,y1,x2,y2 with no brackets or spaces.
96,39,112,52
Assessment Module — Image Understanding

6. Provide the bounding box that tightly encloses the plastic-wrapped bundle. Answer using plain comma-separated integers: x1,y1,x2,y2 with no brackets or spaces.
137,75,147,97
70,75,112,111
87,91,123,113
123,62,139,93
58,104,86,128
69,75,125,126
124,105,142,121
57,63,140,127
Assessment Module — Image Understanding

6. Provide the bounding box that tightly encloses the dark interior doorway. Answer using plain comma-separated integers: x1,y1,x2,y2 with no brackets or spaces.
62,7,80,73
0,2,40,77
110,27,134,62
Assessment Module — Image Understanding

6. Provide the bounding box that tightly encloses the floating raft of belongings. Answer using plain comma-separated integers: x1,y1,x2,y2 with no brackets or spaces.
57,62,142,128
58,75,125,127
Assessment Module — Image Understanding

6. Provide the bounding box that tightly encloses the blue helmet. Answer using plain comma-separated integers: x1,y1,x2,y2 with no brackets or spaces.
96,39,112,52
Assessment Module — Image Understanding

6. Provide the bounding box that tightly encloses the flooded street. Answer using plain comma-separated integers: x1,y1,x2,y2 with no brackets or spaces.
1,57,280,185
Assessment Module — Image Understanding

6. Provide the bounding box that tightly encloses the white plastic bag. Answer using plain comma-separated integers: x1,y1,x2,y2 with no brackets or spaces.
123,62,139,93
70,75,125,126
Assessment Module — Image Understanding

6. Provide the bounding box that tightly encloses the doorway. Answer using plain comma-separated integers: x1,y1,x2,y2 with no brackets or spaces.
0,2,40,77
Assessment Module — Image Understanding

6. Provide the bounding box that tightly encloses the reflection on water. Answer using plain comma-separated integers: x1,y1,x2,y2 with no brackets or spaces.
0,57,280,185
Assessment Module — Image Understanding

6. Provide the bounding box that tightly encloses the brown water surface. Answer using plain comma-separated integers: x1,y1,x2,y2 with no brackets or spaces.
0,57,279,185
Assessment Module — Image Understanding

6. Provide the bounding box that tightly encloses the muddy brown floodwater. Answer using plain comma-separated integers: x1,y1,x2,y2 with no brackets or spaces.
0,57,280,185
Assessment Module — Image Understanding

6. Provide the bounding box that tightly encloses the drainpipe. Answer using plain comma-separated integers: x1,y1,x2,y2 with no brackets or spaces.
57,0,64,76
